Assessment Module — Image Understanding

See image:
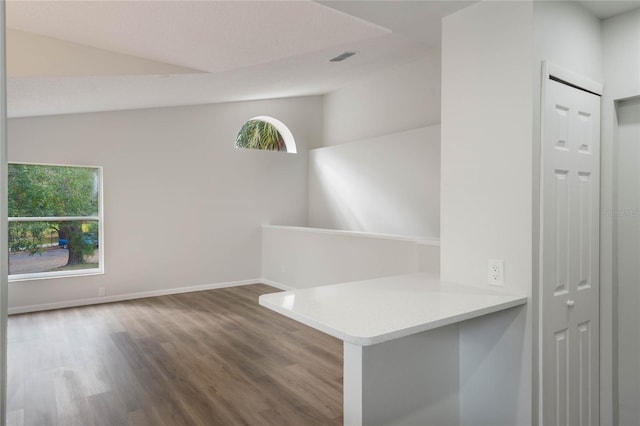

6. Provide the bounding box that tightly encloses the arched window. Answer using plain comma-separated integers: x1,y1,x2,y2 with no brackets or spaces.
235,116,297,154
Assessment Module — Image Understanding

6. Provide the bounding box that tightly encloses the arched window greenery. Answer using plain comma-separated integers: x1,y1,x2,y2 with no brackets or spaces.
235,116,297,153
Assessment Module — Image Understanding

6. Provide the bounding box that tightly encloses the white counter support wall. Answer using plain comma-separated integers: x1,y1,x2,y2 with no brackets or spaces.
344,326,459,426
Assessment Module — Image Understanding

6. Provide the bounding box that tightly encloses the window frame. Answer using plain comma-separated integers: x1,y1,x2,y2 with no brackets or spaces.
8,162,105,282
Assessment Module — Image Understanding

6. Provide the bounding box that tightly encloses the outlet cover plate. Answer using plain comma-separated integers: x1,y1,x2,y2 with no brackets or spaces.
488,259,504,287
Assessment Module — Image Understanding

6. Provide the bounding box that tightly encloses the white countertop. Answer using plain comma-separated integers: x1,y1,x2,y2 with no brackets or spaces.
259,273,528,346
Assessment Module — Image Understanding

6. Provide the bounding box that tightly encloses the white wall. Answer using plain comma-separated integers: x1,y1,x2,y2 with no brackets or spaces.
601,8,640,426
261,225,439,289
322,54,440,147
441,2,534,425
7,96,323,311
417,240,440,274
533,2,602,85
602,9,640,100
308,125,440,237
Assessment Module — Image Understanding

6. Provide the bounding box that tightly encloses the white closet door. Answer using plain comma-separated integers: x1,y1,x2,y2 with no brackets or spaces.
541,78,600,426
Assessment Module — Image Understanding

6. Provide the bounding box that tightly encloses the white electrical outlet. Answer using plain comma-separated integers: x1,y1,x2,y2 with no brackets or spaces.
488,259,505,286
98,287,106,297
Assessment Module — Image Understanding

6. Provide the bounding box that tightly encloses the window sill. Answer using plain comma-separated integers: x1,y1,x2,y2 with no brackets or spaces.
9,268,104,283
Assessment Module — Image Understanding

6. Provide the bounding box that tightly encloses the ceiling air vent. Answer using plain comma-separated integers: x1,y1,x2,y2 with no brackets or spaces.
330,51,357,62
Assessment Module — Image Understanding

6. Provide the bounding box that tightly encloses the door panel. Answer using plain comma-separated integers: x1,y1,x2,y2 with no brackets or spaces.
577,172,592,290
555,329,570,426
542,78,600,426
578,320,592,426
554,169,570,296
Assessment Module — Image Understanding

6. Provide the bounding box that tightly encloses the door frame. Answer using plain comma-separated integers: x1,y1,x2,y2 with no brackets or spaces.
537,61,603,425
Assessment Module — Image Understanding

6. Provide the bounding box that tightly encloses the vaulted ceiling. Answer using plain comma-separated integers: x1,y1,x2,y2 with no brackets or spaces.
6,0,640,118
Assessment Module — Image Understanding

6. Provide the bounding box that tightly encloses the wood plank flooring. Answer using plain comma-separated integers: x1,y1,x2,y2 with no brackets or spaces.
6,284,343,426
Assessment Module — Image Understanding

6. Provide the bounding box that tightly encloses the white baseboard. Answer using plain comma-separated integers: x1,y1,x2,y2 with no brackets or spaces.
8,278,265,315
260,279,294,291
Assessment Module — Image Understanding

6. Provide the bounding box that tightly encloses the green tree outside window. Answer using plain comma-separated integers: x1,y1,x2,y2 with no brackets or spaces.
235,119,287,152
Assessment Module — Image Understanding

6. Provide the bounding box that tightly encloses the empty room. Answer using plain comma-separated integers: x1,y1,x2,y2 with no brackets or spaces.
1,1,640,425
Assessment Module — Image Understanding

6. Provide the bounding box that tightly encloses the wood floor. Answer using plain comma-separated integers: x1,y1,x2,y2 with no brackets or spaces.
6,285,343,426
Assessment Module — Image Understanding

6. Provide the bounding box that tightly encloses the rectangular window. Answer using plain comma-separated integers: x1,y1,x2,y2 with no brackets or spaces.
8,163,103,281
